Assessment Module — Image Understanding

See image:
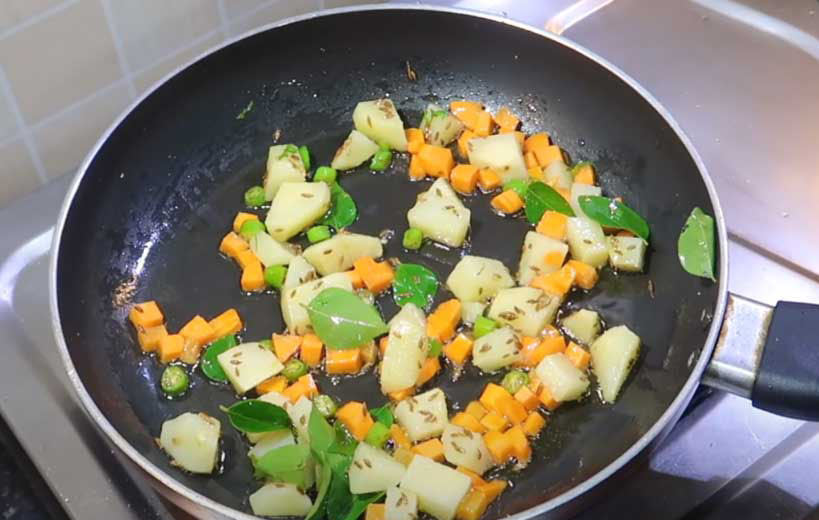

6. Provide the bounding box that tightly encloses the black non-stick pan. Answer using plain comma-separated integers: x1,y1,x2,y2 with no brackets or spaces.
49,6,819,519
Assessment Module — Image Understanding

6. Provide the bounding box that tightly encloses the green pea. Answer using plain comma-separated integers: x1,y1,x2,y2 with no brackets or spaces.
370,148,393,171
313,394,338,418
402,228,424,250
473,316,498,338
239,219,266,241
298,145,311,170
307,225,331,244
160,365,189,396
364,421,391,448
282,359,308,382
244,186,266,207
501,369,530,395
313,166,337,184
264,265,287,289
503,179,530,199
280,144,299,158
427,339,443,358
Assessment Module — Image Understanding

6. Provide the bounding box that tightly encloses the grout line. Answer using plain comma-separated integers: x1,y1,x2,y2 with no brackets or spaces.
233,0,284,30
126,28,224,81
27,80,127,134
0,0,78,42
99,0,137,100
216,0,232,39
0,67,48,183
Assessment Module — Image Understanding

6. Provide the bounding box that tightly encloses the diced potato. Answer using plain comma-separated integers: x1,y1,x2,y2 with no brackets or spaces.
399,455,472,520
280,272,353,334
331,129,380,170
566,217,609,267
569,183,602,219
248,430,296,460
283,255,317,289
381,304,427,393
349,442,407,494
543,160,572,190
159,412,221,474
561,309,601,345
607,236,647,272
249,231,295,267
461,301,487,326
467,133,527,182
407,178,471,247
303,232,383,275
472,327,520,372
249,482,312,517
446,255,514,303
517,231,569,285
591,325,641,402
441,424,493,475
386,486,419,520
394,388,448,442
421,104,464,146
535,353,590,402
264,145,306,201
265,182,331,241
487,287,559,337
217,342,283,395
353,99,408,151
287,396,313,442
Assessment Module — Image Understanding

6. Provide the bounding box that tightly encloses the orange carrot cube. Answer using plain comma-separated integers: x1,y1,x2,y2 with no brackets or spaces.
219,232,248,258
129,301,164,329
491,190,524,214
450,164,480,194
536,211,568,240
477,168,502,192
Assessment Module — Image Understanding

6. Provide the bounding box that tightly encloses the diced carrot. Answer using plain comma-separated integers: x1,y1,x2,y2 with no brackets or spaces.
427,299,461,342
235,249,259,270
573,163,595,185
479,411,509,432
418,144,455,178
129,301,164,329
518,328,566,367
325,348,362,375
273,333,302,362
388,386,415,401
479,384,511,414
232,212,259,233
417,357,440,386
616,230,636,237
524,151,538,169
491,190,524,214
497,395,528,425
412,438,445,462
393,447,415,466
472,111,493,137
514,386,540,411
456,488,491,520
241,261,265,292
565,342,591,370
256,375,287,395
336,401,374,441
353,256,394,294
406,128,425,154
137,324,167,352
505,426,531,463
282,374,318,402
534,145,564,168
527,165,543,181
179,315,216,347
523,133,550,155
483,430,513,463
300,333,324,367
522,411,547,437
465,401,488,420
390,424,412,449
567,260,599,290
456,466,488,487
544,250,567,269
208,309,242,339
514,335,540,366
409,154,427,180
536,210,568,241
345,268,365,289
538,385,562,411
450,164,480,194
378,337,389,357
366,503,385,520
478,480,508,502
450,101,483,115
477,168,502,192
493,106,520,132
458,129,476,158
444,333,473,365
219,232,248,258
451,412,486,433
158,334,184,363
530,264,576,298
528,375,543,393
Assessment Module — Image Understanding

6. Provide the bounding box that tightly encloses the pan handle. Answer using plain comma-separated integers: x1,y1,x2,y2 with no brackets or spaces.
703,293,819,420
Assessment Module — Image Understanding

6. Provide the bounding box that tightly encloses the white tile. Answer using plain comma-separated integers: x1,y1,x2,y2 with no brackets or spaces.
228,0,320,36
221,0,270,20
0,86,19,142
0,0,63,33
0,138,42,209
133,32,224,94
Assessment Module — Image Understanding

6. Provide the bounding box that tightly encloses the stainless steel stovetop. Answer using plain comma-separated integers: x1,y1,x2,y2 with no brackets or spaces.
1,1,818,518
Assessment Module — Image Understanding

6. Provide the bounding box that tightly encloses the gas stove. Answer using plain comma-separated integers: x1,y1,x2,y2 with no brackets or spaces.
1,1,818,518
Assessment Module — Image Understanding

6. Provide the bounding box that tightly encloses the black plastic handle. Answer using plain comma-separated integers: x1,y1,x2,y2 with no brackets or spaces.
751,301,819,421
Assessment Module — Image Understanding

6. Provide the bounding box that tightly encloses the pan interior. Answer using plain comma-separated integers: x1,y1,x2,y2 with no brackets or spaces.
56,9,720,517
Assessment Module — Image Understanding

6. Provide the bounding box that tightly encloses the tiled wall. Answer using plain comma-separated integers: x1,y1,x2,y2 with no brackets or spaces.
0,0,380,209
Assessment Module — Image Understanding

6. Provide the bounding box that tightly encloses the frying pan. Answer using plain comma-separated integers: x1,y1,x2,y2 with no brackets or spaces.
49,5,819,519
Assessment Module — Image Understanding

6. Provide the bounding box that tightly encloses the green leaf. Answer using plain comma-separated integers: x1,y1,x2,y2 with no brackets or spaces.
343,492,386,520
307,462,332,520
253,444,312,486
678,207,716,281
307,288,389,349
369,404,394,428
200,335,237,382
524,181,575,223
325,455,354,520
578,195,650,240
308,406,336,458
392,263,439,309
321,182,358,230
223,400,291,433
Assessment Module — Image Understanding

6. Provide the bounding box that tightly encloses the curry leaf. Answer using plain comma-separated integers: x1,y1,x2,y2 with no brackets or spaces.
343,492,386,520
578,195,650,240
307,462,332,520
321,182,358,230
392,263,439,309
524,181,575,223
370,404,394,428
308,406,336,458
200,335,237,382
307,288,388,349
678,207,716,281
253,444,312,487
222,400,291,433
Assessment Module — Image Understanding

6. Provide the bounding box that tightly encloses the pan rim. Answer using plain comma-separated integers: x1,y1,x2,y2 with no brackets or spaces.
48,4,729,519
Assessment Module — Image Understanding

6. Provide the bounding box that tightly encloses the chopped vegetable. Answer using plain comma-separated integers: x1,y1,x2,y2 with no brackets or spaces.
313,394,338,417
306,287,388,349
349,442,407,494
337,401,375,441
446,255,514,303
313,165,337,184
477,168,502,192
159,412,220,474
451,412,485,433
265,181,331,241
427,299,461,343
517,230,569,285
399,455,472,520
406,128,425,154
450,164,480,194
208,309,242,339
385,486,419,520
160,365,189,396
421,103,464,146
407,177,471,247
264,144,307,200
413,438,445,462
402,227,424,250
304,232,381,275
217,342,284,394
472,327,520,372
365,421,391,448
561,309,601,345
332,129,381,170
282,359,309,382
578,195,650,240
488,287,559,337
408,155,426,180
307,225,332,243
353,99,408,151
244,186,266,207
493,106,519,132
381,304,426,393
573,162,595,184
522,412,546,437
483,430,512,463
281,272,353,334
536,210,568,241
370,147,393,171
298,145,311,170
129,300,164,329
200,334,237,382
678,207,716,280
566,217,609,267
249,230,292,267
326,348,363,374
501,369,529,395
467,134,527,182
417,144,455,179
565,342,591,370
607,236,647,272
255,375,287,395
300,333,324,367
535,353,590,402
394,388,448,442
524,182,575,224
272,333,302,362
458,130,476,158
591,325,641,402
490,190,523,215
427,338,444,358
530,264,576,298
392,263,438,309
473,316,498,339
353,256,395,293
137,324,167,352
249,482,312,517
158,334,184,363
417,357,441,386
263,264,287,289
219,231,248,258
503,179,529,199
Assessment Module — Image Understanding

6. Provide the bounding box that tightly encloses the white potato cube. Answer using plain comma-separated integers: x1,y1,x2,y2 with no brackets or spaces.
442,424,493,475
349,442,407,494
607,236,647,272
566,217,609,267
394,388,448,442
287,396,313,442
421,104,464,146
381,304,427,393
265,182,331,241
461,301,487,326
159,412,221,474
283,255,317,289
446,255,514,303
264,145,306,201
467,133,527,182
569,183,602,219
536,353,590,402
399,456,472,520
280,272,353,334
248,430,295,460
488,287,559,337
386,486,419,520
561,309,601,345
517,231,569,285
249,482,312,517
591,325,641,403
249,231,294,267
217,342,283,395
353,99,408,151
472,327,520,372
331,129,380,170
303,232,383,275
407,178,471,247
543,160,573,190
